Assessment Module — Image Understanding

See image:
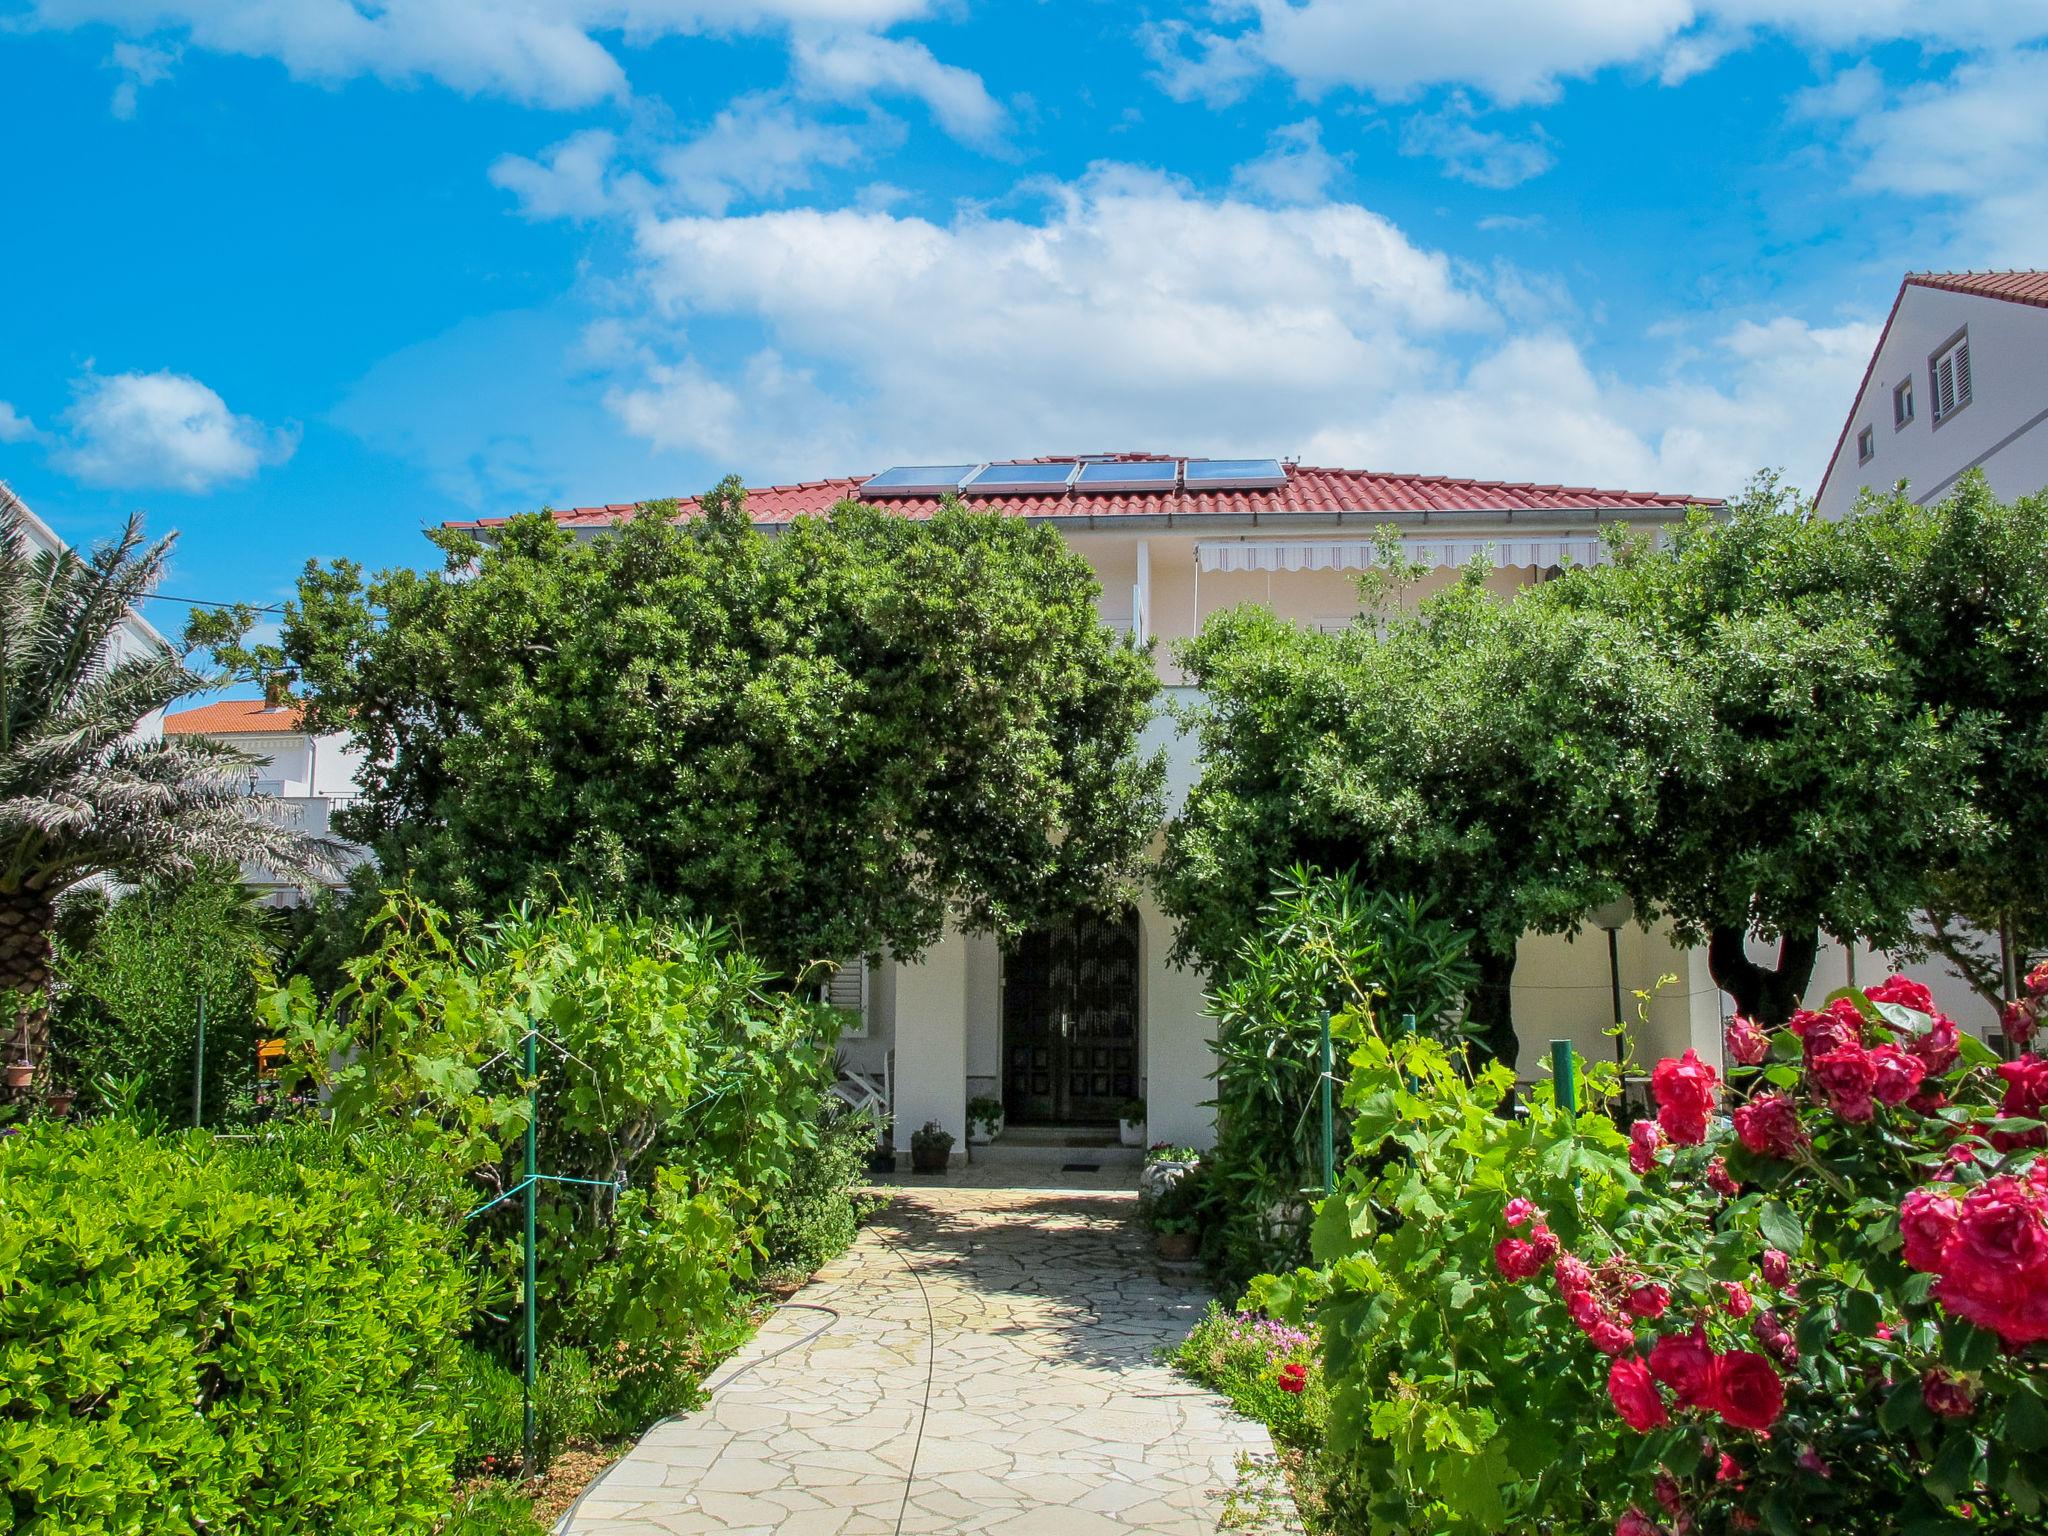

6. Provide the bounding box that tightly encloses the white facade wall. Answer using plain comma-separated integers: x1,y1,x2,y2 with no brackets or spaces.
1816,286,2048,518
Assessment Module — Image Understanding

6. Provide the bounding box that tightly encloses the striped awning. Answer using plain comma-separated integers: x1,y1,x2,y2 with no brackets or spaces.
1195,535,1612,573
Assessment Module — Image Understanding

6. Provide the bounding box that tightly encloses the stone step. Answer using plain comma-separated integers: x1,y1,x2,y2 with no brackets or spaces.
967,1139,1144,1167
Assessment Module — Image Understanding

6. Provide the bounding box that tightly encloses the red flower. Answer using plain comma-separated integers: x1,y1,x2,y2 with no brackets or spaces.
1865,974,1935,1015
1529,1223,1560,1264
1750,1308,1797,1367
1921,1368,1975,1420
1758,1249,1790,1289
1494,1236,1543,1281
1810,1044,1877,1123
1790,999,1862,1063
2027,959,2048,998
1626,1282,1671,1319
1724,1015,1771,1067
1648,1327,1716,1409
1651,1049,1719,1145
1629,1119,1664,1175
1616,1509,1667,1536
1721,1282,1754,1318
1900,1186,1961,1273
1733,1093,1805,1159
1706,1157,1740,1197
2001,999,2037,1048
1703,1350,1784,1433
1608,1354,1668,1432
1653,1473,1684,1515
1909,1013,1961,1076
1993,1056,2048,1152
1868,1044,1925,1107
1504,1197,1538,1228
1276,1362,1308,1395
1716,1451,1744,1485
1931,1175,2048,1347
1555,1253,1593,1295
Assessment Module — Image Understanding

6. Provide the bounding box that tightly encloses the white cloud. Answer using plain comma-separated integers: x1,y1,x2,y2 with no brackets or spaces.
491,128,624,221
566,164,1865,497
56,370,296,492
26,0,939,107
1146,1,2048,108
105,38,176,118
1231,119,1348,205
0,402,45,444
791,32,1004,145
1399,96,1554,188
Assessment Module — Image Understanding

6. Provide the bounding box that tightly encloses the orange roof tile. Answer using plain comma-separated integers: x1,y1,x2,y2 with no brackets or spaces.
163,699,306,735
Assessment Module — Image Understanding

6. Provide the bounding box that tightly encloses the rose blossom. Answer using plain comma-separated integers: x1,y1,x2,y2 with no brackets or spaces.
1716,1452,1743,1485
1648,1327,1716,1408
1706,1157,1740,1197
1651,1049,1719,1145
1569,1289,1635,1355
1993,1056,2048,1152
1865,974,1935,1015
1750,1308,1797,1367
1900,1186,1962,1272
1654,1473,1684,1515
1609,1355,1668,1431
1909,1012,1961,1076
1931,1175,2048,1347
1921,1368,1975,1420
1724,1015,1771,1066
1810,1044,1878,1123
1504,1197,1538,1228
2028,959,2048,998
1704,1350,1785,1433
2001,999,2037,1048
1616,1509,1667,1536
1554,1253,1593,1295
1734,1093,1805,1159
1796,1447,1829,1478
1630,1119,1664,1175
1790,999,1862,1063
1758,1249,1790,1288
1495,1236,1544,1281
1626,1282,1671,1319
1868,1044,1926,1107
1721,1282,1754,1318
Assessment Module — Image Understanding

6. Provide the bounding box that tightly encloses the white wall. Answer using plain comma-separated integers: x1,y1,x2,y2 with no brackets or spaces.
1817,286,2048,517
891,928,969,1164
1140,890,1217,1149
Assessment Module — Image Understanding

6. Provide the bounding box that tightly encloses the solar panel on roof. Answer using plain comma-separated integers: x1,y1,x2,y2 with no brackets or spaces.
1073,459,1178,494
860,465,977,497
1182,458,1287,491
961,462,1078,495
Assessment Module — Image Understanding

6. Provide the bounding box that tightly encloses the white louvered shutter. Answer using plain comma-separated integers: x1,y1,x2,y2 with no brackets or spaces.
1955,341,1971,409
825,959,868,1038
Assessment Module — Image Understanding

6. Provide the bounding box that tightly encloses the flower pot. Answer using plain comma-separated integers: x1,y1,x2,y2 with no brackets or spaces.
4,1062,33,1091
1119,1117,1145,1148
866,1148,897,1177
968,1115,1003,1146
910,1147,950,1175
1157,1231,1198,1262
45,1091,74,1118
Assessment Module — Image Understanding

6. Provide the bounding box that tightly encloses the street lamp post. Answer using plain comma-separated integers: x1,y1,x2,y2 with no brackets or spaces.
1590,896,1635,1065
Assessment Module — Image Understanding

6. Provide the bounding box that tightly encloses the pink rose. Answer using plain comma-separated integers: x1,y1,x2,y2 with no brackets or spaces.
1909,1013,1961,1076
1993,1056,2048,1152
1921,1368,1975,1420
1648,1327,1716,1409
1750,1308,1797,1367
1790,1000,1862,1063
1617,1509,1667,1536
1733,1093,1805,1159
1758,1249,1790,1288
1651,1049,1719,1145
1809,1044,1877,1123
2027,959,2048,998
1555,1253,1593,1295
1868,1044,1925,1107
1630,1119,1664,1175
1626,1282,1671,1320
1706,1157,1740,1197
1704,1350,1785,1433
1724,1015,1771,1066
1494,1236,1543,1281
2000,999,2036,1048
1932,1175,2048,1347
1528,1222,1561,1264
1504,1197,1538,1228
1900,1186,1962,1272
1722,1282,1754,1318
1865,974,1935,1015
1608,1354,1669,1433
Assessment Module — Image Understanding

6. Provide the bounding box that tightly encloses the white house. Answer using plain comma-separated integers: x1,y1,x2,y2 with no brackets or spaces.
161,690,370,901
456,455,1761,1161
1816,271,2048,519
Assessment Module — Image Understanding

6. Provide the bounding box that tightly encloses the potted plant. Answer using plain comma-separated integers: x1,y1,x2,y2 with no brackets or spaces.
4,1060,32,1092
1116,1096,1147,1148
42,1067,75,1118
1155,1214,1199,1262
867,1127,897,1177
966,1095,1005,1146
909,1119,954,1174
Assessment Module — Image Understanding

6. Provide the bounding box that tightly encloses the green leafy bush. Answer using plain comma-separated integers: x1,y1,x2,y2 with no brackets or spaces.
760,1103,879,1278
0,1119,480,1535
47,863,275,1123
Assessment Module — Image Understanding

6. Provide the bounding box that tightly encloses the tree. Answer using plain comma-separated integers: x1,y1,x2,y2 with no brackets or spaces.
223,483,1163,969
1542,478,1986,1023
1162,565,1694,1065
0,503,326,1078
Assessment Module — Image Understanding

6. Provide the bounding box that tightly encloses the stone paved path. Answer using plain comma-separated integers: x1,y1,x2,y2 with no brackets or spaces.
559,1180,1294,1535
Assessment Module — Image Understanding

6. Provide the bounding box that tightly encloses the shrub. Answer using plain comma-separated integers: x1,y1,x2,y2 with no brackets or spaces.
1174,1305,1327,1450
1262,974,2048,1534
47,864,275,1123
0,1119,480,1535
760,1102,879,1278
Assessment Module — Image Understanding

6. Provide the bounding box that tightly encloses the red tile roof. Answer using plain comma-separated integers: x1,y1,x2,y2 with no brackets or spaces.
447,456,1713,533
163,699,306,736
1817,271,2048,505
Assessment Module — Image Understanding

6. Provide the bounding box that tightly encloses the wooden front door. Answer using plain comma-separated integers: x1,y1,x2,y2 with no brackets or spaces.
1002,910,1140,1125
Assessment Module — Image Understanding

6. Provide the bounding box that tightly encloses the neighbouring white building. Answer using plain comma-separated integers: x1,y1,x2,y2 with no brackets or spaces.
456,455,1785,1162
1816,270,2048,519
162,689,370,902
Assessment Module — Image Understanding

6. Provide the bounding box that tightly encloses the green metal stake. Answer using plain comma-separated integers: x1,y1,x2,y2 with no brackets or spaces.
522,1026,538,1477
191,989,207,1129
1319,1012,1336,1196
1550,1038,1576,1116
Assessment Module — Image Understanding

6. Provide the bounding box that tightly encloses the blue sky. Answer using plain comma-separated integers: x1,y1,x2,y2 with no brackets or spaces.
3,1,2046,648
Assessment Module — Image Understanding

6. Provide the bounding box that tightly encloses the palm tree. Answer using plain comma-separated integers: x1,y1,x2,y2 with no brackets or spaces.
0,490,335,1081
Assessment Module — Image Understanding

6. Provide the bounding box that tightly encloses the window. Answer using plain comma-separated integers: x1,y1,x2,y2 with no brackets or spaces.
1931,332,1973,424
823,958,869,1039
1857,426,1874,464
1893,377,1914,427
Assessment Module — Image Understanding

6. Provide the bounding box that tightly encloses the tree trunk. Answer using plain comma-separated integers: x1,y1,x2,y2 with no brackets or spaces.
0,883,57,1098
1707,925,1820,1027
1466,944,1520,1070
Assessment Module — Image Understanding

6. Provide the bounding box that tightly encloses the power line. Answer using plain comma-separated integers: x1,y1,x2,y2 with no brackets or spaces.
138,592,290,614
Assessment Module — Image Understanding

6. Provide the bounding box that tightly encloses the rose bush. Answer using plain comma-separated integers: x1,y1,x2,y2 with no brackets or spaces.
1256,977,2048,1534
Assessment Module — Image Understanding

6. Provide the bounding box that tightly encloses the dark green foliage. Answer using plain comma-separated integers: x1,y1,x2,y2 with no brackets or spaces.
759,1102,880,1278
0,1119,479,1535
226,485,1163,971
441,1485,544,1536
48,863,274,1122
1195,869,1477,1286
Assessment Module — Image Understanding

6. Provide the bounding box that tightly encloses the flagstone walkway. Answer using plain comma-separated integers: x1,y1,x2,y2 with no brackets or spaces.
558,1179,1296,1535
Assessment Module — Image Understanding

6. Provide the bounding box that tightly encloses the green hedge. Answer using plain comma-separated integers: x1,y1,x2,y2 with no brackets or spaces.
0,1120,481,1535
